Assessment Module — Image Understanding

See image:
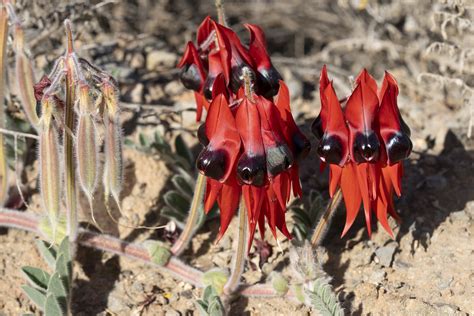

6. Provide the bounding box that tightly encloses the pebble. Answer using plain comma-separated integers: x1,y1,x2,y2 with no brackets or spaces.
369,270,387,285
130,83,144,104
108,295,129,313
130,53,145,69
374,242,398,267
164,81,184,96
147,50,177,70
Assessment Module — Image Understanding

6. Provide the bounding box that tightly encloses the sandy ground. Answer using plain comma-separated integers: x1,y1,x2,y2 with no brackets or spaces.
0,0,473,315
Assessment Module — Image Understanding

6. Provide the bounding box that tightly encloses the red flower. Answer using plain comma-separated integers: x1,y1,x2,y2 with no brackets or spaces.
178,18,310,246
313,66,412,237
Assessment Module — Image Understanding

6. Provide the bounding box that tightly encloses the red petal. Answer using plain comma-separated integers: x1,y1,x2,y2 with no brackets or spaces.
355,163,372,236
244,23,272,70
212,21,254,84
194,92,209,122
274,81,310,160
197,16,213,46
290,166,303,198
319,82,350,166
329,164,343,197
345,69,380,163
243,185,265,250
378,72,412,165
205,94,241,182
216,179,241,241
340,163,362,237
204,178,222,213
235,98,265,157
256,95,294,176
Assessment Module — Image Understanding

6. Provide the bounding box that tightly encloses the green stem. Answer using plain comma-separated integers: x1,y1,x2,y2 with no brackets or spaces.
170,173,206,256
223,198,247,295
310,188,342,246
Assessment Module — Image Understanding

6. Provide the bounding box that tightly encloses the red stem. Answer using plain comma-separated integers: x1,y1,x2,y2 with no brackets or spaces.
0,209,296,299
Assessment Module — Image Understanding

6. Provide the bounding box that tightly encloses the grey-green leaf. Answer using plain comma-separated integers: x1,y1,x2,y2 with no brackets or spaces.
21,267,51,290
207,296,225,316
35,240,57,269
47,272,67,300
21,285,46,310
44,293,65,316
163,191,190,215
175,134,194,167
171,175,193,199
54,254,70,291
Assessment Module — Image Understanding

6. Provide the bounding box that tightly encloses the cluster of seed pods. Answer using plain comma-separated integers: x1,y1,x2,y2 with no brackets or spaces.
28,21,123,230
178,17,310,246
312,66,412,236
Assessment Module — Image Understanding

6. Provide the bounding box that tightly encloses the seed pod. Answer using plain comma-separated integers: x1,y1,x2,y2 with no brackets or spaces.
39,97,61,226
76,116,99,198
102,83,123,204
76,85,99,199
14,27,39,128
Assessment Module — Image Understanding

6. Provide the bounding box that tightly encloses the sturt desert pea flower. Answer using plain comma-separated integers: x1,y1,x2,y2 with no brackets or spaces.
312,66,412,237
178,17,310,246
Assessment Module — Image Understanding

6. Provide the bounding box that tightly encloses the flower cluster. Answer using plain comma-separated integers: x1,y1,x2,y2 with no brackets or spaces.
178,17,310,246
312,66,412,236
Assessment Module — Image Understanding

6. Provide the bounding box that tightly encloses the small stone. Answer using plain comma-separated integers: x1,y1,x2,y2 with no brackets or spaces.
147,50,177,70
164,81,184,96
374,242,398,267
130,53,145,69
108,295,129,313
369,270,387,285
130,83,144,104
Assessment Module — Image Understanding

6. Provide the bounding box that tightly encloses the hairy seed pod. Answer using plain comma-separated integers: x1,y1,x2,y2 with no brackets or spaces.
14,27,39,128
76,85,99,198
76,114,99,198
39,98,61,226
102,83,123,204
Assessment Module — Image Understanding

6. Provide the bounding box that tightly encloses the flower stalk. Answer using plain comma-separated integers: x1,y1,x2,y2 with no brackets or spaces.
310,188,342,246
0,5,8,205
171,172,206,256
223,198,248,296
64,21,78,243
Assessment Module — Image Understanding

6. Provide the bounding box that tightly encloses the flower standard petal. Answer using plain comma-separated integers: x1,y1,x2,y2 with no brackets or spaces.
345,69,381,163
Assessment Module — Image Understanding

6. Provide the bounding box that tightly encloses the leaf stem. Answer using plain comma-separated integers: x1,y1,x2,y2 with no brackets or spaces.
223,198,247,296
170,172,206,256
310,188,342,246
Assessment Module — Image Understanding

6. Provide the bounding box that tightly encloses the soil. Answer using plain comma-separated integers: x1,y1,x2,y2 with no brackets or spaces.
0,0,473,315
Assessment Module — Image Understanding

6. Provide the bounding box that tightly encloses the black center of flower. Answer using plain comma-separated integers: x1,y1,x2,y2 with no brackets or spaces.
179,64,202,91
317,135,344,165
196,148,227,180
353,132,380,163
237,154,266,186
386,131,412,163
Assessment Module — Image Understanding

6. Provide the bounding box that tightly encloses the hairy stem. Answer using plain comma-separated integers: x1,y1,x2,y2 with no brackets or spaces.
0,208,300,300
310,188,342,246
170,172,206,256
215,0,226,26
223,199,248,296
0,127,39,140
0,6,8,205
